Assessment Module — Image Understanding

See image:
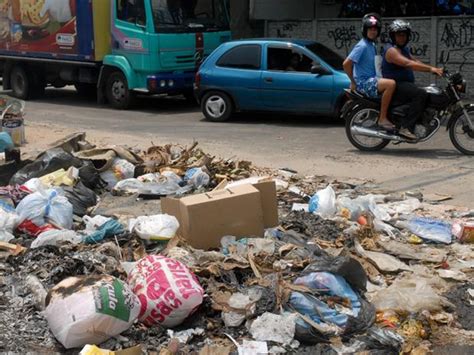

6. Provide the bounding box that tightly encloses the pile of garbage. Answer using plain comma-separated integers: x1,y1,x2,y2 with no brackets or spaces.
0,133,473,354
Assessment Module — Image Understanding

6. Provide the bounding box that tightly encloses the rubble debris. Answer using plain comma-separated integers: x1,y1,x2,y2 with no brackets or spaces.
0,135,472,354
249,312,296,345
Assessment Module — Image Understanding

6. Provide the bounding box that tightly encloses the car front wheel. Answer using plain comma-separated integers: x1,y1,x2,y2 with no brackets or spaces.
201,91,233,122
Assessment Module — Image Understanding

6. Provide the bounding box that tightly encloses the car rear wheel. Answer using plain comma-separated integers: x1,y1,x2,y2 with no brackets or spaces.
201,91,233,122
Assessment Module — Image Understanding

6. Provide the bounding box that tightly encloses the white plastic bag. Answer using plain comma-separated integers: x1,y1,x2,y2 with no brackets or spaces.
129,214,179,242
112,178,145,195
44,275,140,349
309,185,337,218
83,215,113,233
16,188,73,236
128,255,204,328
22,178,48,193
31,229,83,248
100,158,136,189
371,276,446,312
0,206,20,242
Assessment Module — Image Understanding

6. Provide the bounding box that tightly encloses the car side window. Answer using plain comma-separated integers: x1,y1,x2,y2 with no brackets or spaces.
117,0,146,26
216,45,261,70
267,47,317,73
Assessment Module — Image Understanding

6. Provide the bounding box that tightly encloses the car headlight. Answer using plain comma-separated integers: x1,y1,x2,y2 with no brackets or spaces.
160,80,166,87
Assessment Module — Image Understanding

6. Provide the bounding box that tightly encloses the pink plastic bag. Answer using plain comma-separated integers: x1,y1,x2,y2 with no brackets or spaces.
127,255,204,328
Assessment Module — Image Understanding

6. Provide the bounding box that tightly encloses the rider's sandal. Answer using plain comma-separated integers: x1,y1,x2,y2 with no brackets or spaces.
377,122,397,131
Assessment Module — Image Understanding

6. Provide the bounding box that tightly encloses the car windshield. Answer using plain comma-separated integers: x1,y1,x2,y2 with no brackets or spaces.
305,43,344,71
151,0,230,33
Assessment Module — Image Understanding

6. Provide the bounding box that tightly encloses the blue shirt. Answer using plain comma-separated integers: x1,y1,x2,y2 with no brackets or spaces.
382,45,415,83
348,39,377,82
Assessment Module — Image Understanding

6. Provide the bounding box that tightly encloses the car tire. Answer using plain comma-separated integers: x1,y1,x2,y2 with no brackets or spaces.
201,91,233,122
106,71,135,110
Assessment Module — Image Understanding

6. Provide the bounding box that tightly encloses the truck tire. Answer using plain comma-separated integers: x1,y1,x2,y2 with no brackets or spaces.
10,65,31,100
106,71,135,109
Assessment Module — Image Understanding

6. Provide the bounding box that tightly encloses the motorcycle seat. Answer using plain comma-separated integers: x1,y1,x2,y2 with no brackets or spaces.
352,90,381,103
391,104,410,116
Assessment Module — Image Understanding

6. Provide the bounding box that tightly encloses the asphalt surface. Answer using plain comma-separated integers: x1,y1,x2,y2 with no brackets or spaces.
24,87,474,208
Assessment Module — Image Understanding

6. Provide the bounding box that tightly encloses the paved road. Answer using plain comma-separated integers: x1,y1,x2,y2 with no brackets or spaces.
25,87,474,208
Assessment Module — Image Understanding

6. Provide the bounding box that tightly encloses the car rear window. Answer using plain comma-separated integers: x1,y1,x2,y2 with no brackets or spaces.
216,44,261,70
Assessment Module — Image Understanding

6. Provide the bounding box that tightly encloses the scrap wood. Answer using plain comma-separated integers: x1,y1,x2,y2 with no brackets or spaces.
0,242,27,257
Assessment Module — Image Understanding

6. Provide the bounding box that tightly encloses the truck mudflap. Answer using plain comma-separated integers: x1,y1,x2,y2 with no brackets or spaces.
147,72,195,94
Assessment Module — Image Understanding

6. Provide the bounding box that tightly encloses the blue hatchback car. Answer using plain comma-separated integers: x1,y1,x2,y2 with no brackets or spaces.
194,39,351,122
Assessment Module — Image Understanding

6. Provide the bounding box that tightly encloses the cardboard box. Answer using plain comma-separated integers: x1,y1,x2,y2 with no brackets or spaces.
223,178,279,228
162,184,269,250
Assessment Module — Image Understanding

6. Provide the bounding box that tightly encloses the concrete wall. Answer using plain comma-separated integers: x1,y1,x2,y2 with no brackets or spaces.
250,0,315,20
267,17,474,96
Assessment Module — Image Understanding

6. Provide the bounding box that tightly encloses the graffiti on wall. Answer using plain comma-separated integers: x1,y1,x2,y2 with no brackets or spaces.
326,22,428,57
439,19,474,71
270,21,313,39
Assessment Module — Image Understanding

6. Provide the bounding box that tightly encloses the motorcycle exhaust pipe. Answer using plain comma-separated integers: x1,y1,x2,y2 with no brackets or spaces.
351,125,405,142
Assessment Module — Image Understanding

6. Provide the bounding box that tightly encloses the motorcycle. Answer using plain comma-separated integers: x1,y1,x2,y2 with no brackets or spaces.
342,70,474,155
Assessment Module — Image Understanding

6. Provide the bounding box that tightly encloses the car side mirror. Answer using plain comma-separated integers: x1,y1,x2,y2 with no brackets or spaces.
311,64,331,75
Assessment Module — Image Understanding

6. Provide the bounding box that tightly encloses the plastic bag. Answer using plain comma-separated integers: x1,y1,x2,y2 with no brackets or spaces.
63,182,98,216
371,276,446,312
83,219,125,244
45,275,140,349
31,229,82,248
127,255,204,328
309,185,336,218
16,188,73,236
398,217,452,244
0,204,20,242
129,214,179,242
10,148,83,186
0,132,14,152
112,178,145,196
184,167,210,188
100,158,135,189
289,271,375,343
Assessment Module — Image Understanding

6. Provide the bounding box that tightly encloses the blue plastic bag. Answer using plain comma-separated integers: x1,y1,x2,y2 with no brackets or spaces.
404,217,452,244
0,132,14,152
290,272,361,329
84,219,124,244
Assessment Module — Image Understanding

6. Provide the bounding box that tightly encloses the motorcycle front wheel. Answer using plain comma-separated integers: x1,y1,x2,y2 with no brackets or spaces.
449,107,474,155
345,104,390,151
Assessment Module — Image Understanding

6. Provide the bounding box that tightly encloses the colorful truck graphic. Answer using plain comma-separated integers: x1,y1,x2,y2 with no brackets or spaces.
0,0,231,109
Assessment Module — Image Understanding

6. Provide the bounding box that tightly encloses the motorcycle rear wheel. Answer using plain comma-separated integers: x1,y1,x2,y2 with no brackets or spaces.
345,104,390,151
449,107,474,155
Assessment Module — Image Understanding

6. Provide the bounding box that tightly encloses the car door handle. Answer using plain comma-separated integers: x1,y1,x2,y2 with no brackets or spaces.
264,77,273,83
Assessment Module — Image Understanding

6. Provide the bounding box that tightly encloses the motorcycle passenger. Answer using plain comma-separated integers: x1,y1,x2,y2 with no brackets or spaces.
343,13,396,131
382,19,444,140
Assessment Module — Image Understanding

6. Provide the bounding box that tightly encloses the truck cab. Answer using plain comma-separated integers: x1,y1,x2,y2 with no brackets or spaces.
103,0,231,108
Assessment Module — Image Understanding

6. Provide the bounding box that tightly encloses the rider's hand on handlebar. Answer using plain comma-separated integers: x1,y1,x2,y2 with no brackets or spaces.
431,67,444,77
350,82,356,91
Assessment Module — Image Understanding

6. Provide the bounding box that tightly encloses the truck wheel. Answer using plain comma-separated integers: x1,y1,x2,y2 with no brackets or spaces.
10,66,31,100
106,71,135,109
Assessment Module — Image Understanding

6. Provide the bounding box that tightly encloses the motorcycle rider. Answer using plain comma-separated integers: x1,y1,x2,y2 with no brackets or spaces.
343,13,396,131
382,19,444,140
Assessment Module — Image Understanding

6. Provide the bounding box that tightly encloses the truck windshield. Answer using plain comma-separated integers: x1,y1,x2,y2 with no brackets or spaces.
151,0,230,33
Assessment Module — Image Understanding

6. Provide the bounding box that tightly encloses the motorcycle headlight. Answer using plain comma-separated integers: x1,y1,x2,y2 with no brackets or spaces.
457,80,467,93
